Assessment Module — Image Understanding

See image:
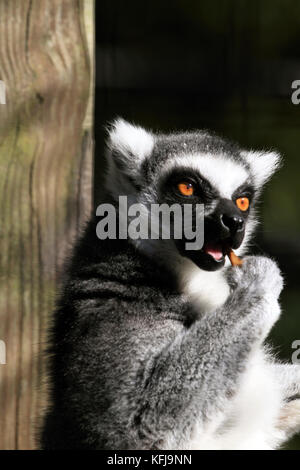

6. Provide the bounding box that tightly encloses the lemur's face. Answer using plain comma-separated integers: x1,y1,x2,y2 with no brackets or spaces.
107,119,281,272
157,161,253,271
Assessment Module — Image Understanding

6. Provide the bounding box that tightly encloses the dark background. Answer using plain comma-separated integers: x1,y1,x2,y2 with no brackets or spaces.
95,0,300,449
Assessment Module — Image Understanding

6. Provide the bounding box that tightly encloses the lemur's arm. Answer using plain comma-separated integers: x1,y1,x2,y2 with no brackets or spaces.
130,256,283,448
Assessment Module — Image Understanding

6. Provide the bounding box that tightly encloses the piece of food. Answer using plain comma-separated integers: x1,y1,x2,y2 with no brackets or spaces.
227,248,243,267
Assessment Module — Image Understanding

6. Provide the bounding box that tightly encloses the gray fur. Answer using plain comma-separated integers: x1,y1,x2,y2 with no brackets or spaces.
42,119,300,449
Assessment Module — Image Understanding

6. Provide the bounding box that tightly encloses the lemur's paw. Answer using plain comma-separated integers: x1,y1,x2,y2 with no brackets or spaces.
226,256,283,336
226,255,284,300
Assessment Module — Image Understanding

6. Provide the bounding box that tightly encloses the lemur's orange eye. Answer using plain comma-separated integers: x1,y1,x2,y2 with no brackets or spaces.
236,197,250,211
178,182,194,196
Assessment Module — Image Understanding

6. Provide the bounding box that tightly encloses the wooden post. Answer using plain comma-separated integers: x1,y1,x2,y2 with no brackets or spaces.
0,0,94,449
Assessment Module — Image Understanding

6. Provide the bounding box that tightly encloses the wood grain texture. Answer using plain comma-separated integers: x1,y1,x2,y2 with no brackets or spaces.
0,0,94,449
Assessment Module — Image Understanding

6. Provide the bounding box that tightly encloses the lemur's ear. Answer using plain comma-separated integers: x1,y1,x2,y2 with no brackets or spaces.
242,150,282,189
107,118,154,180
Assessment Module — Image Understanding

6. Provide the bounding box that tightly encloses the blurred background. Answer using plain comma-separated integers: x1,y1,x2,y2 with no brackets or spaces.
95,0,300,449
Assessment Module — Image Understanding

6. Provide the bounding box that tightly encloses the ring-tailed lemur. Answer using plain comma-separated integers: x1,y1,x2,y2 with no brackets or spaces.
42,119,300,450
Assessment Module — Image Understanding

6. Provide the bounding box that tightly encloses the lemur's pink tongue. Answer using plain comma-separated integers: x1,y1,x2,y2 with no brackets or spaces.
204,243,223,261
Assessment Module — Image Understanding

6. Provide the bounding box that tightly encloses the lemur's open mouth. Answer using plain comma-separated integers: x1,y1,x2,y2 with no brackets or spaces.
201,238,241,268
203,242,224,262
203,238,235,261
181,236,243,272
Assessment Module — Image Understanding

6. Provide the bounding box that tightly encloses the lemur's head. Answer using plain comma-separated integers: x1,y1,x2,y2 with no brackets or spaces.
106,119,281,272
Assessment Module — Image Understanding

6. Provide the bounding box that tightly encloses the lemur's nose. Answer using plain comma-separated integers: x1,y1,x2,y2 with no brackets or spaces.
221,214,244,234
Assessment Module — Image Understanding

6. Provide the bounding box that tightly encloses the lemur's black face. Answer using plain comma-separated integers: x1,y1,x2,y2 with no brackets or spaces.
159,166,255,272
